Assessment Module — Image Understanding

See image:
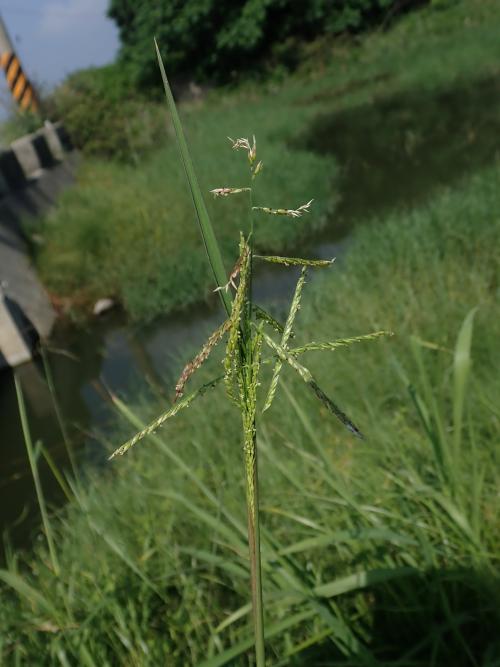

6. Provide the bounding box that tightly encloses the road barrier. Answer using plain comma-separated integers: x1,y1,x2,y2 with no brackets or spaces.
0,15,39,113
0,122,76,370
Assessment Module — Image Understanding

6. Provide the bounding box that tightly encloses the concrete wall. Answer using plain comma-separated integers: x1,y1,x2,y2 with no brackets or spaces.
0,121,76,370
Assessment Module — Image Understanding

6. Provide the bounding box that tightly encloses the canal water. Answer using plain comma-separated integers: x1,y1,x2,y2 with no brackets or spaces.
1,74,500,547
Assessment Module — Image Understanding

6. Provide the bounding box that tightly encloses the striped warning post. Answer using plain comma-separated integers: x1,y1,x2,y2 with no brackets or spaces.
0,50,38,112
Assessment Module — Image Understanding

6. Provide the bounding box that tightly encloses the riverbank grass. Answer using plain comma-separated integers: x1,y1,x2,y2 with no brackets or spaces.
31,0,500,321
2,159,499,665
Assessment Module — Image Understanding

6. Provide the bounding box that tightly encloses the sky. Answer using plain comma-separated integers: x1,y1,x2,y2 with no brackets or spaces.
0,0,119,114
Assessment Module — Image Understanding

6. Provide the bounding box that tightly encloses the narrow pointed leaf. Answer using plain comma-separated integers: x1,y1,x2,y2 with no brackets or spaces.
0,569,60,619
453,307,476,457
314,566,416,598
155,39,231,318
198,611,315,667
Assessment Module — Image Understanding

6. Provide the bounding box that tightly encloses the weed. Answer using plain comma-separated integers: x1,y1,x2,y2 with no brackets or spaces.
106,46,388,664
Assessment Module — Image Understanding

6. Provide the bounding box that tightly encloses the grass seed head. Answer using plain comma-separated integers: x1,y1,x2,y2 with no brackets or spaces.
252,199,314,218
227,135,257,164
175,320,231,400
210,187,251,198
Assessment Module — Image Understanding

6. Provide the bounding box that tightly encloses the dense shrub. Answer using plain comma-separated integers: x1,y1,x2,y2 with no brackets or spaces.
46,64,166,162
107,0,423,86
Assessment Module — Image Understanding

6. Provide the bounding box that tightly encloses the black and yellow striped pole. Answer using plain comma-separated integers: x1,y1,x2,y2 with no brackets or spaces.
0,14,39,113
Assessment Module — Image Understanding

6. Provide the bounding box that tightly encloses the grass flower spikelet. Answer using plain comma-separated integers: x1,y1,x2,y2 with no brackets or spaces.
175,319,231,400
262,332,364,439
290,330,394,355
210,187,251,198
228,135,257,164
224,236,250,405
253,199,313,218
109,377,222,459
263,267,307,412
254,255,334,267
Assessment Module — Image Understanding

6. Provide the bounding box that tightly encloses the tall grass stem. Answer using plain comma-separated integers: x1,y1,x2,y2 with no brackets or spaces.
41,346,77,478
14,373,60,575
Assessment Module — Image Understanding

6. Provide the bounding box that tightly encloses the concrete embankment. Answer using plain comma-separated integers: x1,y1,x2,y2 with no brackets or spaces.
0,122,77,369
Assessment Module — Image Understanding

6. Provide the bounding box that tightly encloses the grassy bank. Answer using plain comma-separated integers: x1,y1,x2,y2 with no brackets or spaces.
32,0,500,321
2,159,499,664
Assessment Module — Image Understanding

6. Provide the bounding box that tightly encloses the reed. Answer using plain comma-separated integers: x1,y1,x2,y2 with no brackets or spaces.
108,43,390,664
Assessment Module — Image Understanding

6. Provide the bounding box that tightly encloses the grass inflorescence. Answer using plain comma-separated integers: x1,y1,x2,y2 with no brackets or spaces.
107,47,386,662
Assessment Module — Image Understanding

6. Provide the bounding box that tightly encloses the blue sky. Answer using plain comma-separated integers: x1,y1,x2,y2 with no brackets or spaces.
0,0,119,114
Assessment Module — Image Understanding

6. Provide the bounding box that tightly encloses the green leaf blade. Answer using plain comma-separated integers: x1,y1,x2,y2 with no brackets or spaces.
155,39,232,318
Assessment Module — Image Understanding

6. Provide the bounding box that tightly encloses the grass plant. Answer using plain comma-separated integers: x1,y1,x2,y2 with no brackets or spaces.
13,375,59,576
105,44,388,664
0,161,499,664
40,346,78,479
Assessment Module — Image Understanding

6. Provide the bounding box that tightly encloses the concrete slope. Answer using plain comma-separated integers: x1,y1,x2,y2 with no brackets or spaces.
0,127,78,369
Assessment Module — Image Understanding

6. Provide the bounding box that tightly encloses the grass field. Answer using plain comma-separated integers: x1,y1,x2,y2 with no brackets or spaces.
2,1,500,664
31,0,500,321
2,157,499,664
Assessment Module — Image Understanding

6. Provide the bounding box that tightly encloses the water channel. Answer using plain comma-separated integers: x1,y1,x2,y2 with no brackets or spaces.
1,74,500,547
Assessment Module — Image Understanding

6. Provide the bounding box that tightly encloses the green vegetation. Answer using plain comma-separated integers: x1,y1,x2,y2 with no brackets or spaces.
32,0,500,321
45,65,165,161
35,131,334,321
2,158,499,665
2,1,500,663
110,49,386,662
108,0,406,86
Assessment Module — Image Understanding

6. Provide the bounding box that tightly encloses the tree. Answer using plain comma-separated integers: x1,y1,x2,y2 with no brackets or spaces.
107,0,408,87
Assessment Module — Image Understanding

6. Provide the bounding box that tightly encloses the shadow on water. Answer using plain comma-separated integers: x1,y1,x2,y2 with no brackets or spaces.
290,568,500,666
295,75,500,227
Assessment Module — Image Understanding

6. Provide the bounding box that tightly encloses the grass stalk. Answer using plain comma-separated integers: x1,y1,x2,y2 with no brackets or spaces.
14,373,60,575
40,444,73,502
240,323,265,664
244,425,265,665
40,346,77,478
244,171,265,664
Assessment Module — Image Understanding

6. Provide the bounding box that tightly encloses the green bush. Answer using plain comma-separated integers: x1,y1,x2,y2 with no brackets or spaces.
107,0,417,86
46,64,166,162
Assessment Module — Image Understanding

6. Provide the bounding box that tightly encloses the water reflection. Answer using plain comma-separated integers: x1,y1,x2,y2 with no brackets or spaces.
296,75,500,224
